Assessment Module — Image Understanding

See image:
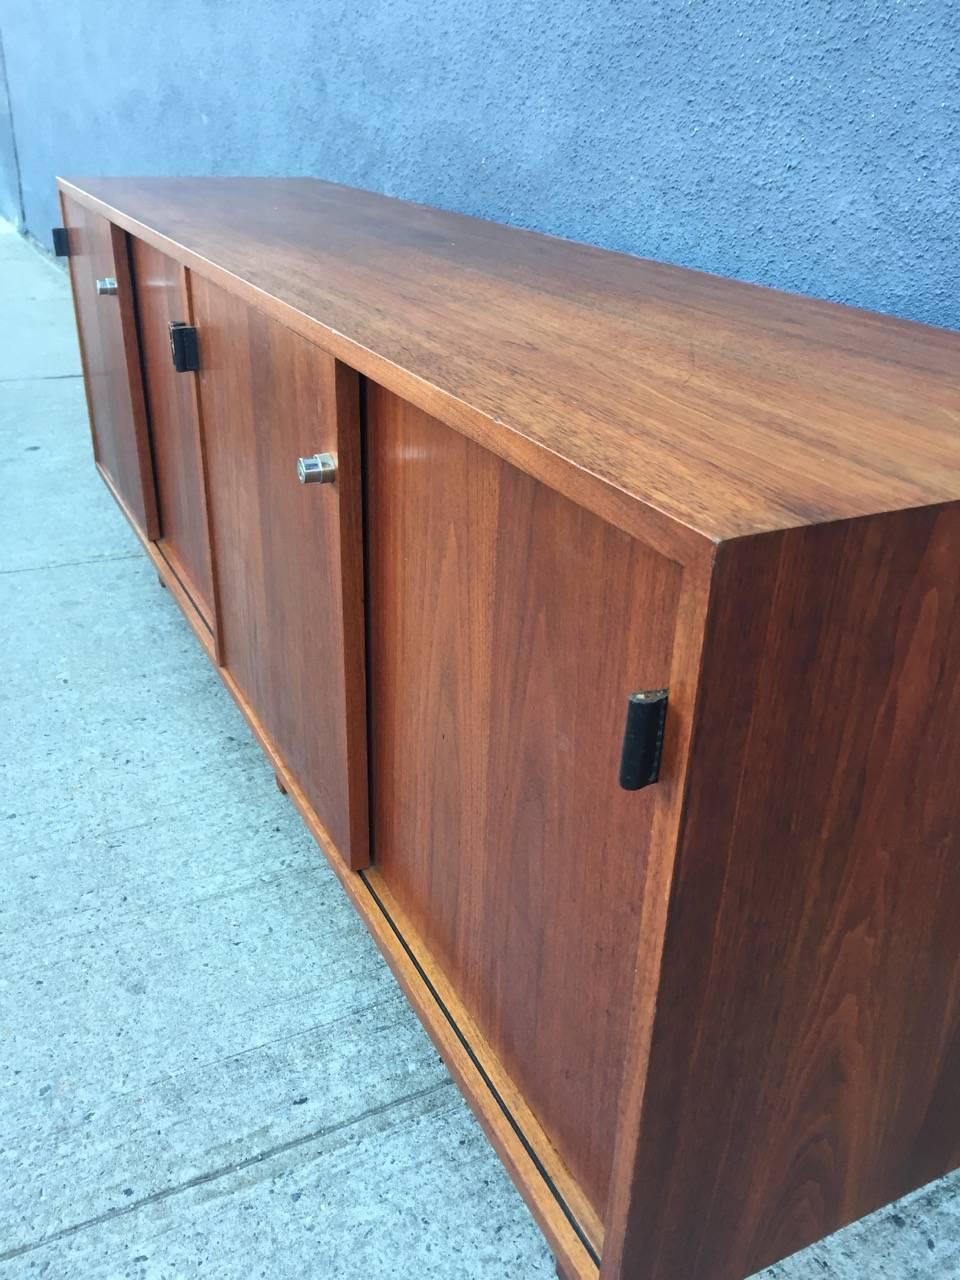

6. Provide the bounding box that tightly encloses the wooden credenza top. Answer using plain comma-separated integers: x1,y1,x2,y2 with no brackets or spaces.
59,174,960,1280
59,176,960,551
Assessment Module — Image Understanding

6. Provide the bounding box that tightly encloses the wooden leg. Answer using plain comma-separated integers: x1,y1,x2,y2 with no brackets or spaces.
157,571,166,588
274,771,288,796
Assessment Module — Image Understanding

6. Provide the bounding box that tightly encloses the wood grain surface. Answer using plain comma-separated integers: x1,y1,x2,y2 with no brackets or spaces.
192,275,369,869
60,176,960,1280
60,194,158,540
614,502,960,1279
130,239,216,629
58,177,960,554
365,383,681,1219
215,656,600,1279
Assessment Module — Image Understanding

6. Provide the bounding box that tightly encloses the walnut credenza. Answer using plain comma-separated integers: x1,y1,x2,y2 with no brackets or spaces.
56,176,960,1280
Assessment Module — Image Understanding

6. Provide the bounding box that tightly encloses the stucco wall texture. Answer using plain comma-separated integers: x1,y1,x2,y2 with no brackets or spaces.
0,32,22,225
0,0,957,329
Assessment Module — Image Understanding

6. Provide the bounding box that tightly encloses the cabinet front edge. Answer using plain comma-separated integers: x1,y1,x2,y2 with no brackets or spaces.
55,178,712,568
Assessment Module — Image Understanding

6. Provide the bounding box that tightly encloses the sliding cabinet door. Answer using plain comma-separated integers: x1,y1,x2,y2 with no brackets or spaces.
131,239,216,634
192,278,368,868
365,384,680,1225
61,196,158,538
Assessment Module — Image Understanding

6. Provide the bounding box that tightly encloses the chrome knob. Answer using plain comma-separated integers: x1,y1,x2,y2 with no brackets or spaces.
297,452,337,485
96,277,118,296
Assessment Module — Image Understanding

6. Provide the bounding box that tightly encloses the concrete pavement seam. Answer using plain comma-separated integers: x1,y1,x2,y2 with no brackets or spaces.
0,1078,455,1264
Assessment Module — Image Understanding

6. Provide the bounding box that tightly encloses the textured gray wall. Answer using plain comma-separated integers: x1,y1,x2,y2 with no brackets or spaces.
0,0,957,329
0,30,22,225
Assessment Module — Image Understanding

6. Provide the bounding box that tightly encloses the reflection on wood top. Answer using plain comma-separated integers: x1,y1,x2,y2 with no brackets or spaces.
60,175,960,548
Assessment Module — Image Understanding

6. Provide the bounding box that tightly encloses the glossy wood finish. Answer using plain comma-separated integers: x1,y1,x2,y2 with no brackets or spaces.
60,193,158,540
59,176,960,1280
365,385,681,1221
130,239,216,632
192,276,368,869
612,503,960,1280
58,177,960,559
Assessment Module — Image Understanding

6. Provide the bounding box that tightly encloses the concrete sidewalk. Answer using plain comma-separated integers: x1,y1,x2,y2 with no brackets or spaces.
0,218,957,1279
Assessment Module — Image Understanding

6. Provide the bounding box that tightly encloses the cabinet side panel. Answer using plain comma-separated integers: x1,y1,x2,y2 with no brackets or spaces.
365,384,681,1220
618,505,960,1280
